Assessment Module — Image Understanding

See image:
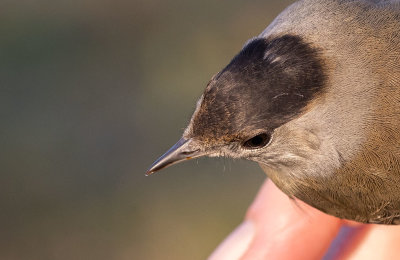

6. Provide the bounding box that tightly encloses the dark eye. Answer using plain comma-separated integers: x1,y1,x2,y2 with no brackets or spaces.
242,133,271,149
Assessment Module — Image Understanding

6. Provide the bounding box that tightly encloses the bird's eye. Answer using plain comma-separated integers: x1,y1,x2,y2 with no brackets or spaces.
242,133,271,149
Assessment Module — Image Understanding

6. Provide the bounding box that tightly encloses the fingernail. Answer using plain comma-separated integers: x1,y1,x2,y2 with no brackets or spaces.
208,220,255,260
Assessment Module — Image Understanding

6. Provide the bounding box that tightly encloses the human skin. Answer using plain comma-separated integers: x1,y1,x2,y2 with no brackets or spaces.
209,180,400,260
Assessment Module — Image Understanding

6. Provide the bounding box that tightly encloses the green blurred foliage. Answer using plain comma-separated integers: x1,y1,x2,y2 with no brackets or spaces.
1,0,293,259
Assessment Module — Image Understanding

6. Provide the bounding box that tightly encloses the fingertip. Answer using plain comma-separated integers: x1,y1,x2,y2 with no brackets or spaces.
208,220,255,260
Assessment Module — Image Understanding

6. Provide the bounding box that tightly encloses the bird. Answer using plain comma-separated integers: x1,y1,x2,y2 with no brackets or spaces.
147,0,400,224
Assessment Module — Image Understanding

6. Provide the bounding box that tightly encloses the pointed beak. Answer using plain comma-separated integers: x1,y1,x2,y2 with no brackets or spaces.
146,138,203,176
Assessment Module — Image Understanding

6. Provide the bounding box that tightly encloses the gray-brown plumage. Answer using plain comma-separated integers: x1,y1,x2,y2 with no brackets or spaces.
147,0,400,224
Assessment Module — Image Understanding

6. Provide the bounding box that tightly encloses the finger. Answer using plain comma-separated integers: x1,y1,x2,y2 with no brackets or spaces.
334,224,400,259
323,224,370,260
241,179,343,260
208,179,343,260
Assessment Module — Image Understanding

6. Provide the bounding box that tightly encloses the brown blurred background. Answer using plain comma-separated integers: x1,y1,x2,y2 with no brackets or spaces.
1,0,294,259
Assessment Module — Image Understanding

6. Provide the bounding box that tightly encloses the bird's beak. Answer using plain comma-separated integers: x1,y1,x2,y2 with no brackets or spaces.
146,138,203,176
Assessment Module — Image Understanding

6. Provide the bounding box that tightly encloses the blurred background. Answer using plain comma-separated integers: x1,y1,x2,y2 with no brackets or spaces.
1,0,294,259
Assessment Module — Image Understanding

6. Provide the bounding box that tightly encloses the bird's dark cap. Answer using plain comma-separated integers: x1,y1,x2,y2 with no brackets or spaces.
189,35,327,144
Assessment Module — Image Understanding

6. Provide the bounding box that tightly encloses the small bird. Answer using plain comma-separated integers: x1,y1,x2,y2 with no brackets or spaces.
147,0,400,224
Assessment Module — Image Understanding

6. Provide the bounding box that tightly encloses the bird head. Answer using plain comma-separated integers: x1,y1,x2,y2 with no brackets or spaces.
147,34,327,175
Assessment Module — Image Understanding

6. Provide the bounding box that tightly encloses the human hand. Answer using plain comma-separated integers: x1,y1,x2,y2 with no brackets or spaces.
208,179,400,260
